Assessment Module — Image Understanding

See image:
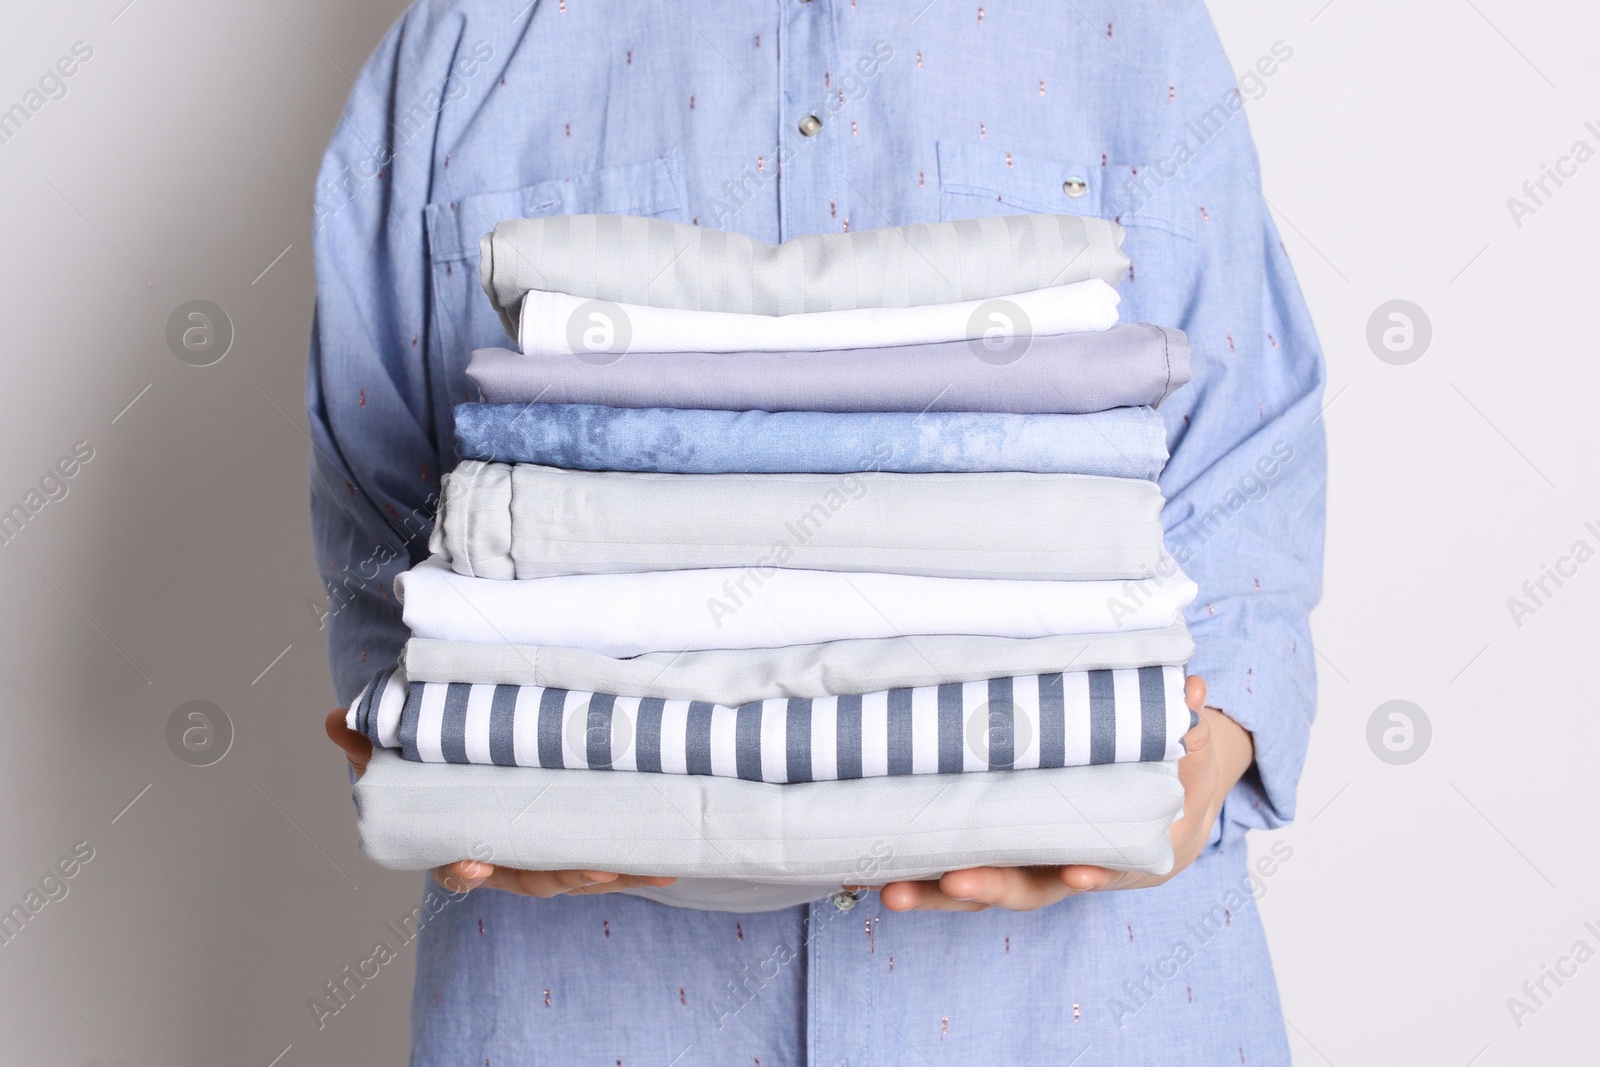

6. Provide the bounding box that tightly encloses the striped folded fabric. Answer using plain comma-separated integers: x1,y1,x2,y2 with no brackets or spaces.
347,664,1193,783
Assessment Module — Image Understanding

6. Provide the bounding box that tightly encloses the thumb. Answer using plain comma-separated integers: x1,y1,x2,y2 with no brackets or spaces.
325,708,373,778
1176,710,1218,820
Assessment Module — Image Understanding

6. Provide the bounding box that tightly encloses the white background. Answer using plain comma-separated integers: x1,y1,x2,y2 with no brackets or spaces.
0,1,1593,1063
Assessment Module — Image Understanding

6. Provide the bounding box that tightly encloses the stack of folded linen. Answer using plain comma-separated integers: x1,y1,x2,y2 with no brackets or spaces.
348,214,1199,912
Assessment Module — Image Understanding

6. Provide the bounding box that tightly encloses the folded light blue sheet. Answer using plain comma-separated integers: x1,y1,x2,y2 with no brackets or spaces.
453,403,1169,478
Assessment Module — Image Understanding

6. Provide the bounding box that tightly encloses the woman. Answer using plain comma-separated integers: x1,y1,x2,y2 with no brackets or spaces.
314,1,1325,1061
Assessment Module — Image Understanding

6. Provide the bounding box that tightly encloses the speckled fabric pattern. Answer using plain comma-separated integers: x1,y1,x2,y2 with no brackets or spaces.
451,402,1170,477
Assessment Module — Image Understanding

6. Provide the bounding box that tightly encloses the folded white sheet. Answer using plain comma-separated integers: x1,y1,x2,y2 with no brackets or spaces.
519,279,1121,356
397,556,1197,657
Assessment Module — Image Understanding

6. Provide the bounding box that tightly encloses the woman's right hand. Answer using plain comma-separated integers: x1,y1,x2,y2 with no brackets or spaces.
325,709,678,899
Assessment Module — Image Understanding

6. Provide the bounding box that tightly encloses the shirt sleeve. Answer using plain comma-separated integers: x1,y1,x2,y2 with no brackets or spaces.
1158,9,1328,833
306,4,463,706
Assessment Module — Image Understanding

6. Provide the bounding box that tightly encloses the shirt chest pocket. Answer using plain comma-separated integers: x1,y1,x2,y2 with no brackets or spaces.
936,140,1196,327
424,155,686,417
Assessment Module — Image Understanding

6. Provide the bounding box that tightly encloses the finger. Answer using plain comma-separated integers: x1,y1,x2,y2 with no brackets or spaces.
474,867,594,898
565,874,680,896
1184,674,1207,711
431,863,679,899
938,867,1068,911
1058,864,1117,892
1059,864,1154,893
488,868,681,899
541,869,623,896
324,708,373,776
879,879,990,913
877,880,928,911
524,870,675,895
432,860,494,894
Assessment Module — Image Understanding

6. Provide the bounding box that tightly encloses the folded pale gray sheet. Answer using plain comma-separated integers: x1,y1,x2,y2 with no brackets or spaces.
466,323,1190,414
353,750,1183,911
478,213,1130,337
429,461,1166,581
401,621,1195,702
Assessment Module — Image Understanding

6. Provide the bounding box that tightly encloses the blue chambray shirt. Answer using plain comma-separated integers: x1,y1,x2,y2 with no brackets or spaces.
308,2,1325,1062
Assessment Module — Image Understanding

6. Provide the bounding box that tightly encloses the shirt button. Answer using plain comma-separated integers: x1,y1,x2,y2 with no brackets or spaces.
1063,178,1088,198
830,890,859,911
799,114,824,137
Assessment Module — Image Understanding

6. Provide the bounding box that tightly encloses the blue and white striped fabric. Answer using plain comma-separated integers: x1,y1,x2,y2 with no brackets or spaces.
347,665,1193,782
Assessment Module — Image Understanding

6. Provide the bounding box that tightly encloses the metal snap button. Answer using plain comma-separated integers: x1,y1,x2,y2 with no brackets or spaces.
799,114,824,137
830,889,859,911
1063,178,1088,198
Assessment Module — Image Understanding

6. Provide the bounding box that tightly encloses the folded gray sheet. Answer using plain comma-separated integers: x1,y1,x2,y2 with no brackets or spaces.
400,622,1195,702
465,323,1190,414
353,750,1184,911
479,213,1130,337
429,461,1167,581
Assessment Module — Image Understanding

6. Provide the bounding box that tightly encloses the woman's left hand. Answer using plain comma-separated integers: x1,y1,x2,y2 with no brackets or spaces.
874,675,1254,913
